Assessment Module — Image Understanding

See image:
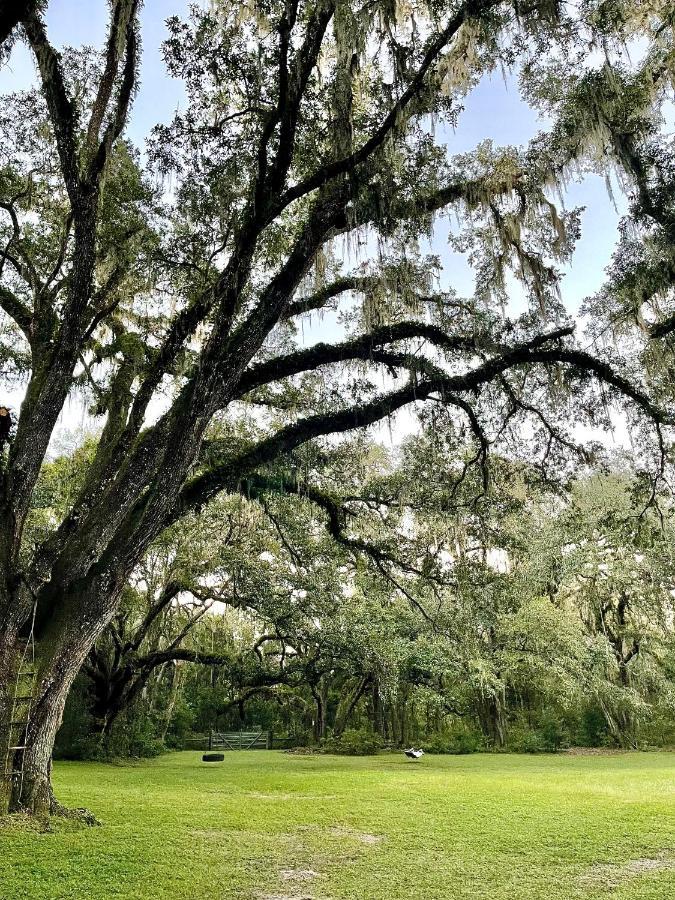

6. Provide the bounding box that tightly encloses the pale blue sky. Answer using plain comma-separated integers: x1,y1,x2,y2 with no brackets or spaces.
1,1,623,322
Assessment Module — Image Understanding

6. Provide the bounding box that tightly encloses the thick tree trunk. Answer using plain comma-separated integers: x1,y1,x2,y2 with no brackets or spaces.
14,682,64,815
2,653,85,815
12,670,99,823
1,576,125,816
88,661,139,736
476,693,505,748
311,676,328,742
371,679,384,737
312,692,323,743
333,674,370,737
399,697,408,748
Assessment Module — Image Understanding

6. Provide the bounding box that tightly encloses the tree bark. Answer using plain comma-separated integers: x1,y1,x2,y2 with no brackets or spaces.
333,674,370,737
0,574,125,815
476,693,505,748
371,679,384,737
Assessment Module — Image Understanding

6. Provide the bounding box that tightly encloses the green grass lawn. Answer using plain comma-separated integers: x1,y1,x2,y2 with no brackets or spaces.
2,751,675,899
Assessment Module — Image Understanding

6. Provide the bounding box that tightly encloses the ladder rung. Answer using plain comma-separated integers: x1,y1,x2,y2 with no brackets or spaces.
10,721,29,727
13,695,33,701
16,671,36,677
8,745,27,750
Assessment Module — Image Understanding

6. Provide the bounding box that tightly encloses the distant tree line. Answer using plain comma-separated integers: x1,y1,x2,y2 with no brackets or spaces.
45,437,675,759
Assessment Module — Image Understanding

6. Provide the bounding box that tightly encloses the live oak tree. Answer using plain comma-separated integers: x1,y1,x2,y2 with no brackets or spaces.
80,484,364,739
155,480,469,747
354,435,675,748
57,436,675,754
52,429,456,751
81,483,403,745
550,2,675,397
550,475,675,745
0,0,671,814
82,497,261,736
446,470,675,749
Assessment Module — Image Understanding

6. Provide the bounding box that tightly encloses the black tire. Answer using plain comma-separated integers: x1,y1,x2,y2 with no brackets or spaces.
202,753,225,762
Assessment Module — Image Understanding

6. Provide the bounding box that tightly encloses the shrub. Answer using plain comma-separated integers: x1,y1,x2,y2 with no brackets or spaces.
164,700,195,749
505,713,569,753
63,734,109,762
573,706,614,747
421,723,484,754
323,728,383,756
506,727,543,753
67,728,166,761
538,711,569,752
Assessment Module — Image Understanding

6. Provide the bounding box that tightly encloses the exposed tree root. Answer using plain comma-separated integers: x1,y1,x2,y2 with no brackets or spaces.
48,794,100,826
4,788,100,827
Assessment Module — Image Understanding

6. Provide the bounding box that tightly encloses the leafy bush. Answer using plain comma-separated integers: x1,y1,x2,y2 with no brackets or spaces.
630,707,675,750
60,708,165,761
61,734,108,762
67,728,166,761
572,706,614,747
421,723,484,754
323,728,382,756
164,699,196,749
538,711,569,752
121,728,166,759
506,727,543,753
505,712,568,753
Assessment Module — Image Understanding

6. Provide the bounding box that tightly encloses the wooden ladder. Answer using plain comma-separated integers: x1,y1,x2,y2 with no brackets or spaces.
3,607,37,800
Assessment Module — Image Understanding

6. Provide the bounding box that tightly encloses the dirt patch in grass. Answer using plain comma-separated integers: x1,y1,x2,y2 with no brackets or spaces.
564,748,628,757
358,833,383,845
284,747,320,755
255,828,377,900
579,852,675,889
245,791,337,801
257,879,325,900
295,823,384,846
328,826,384,844
280,869,322,882
256,894,315,900
256,872,321,899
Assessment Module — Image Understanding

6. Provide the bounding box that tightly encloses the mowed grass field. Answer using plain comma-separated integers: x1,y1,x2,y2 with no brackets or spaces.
2,751,675,899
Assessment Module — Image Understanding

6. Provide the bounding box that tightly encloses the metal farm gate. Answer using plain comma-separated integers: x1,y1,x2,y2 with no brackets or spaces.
208,730,271,751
